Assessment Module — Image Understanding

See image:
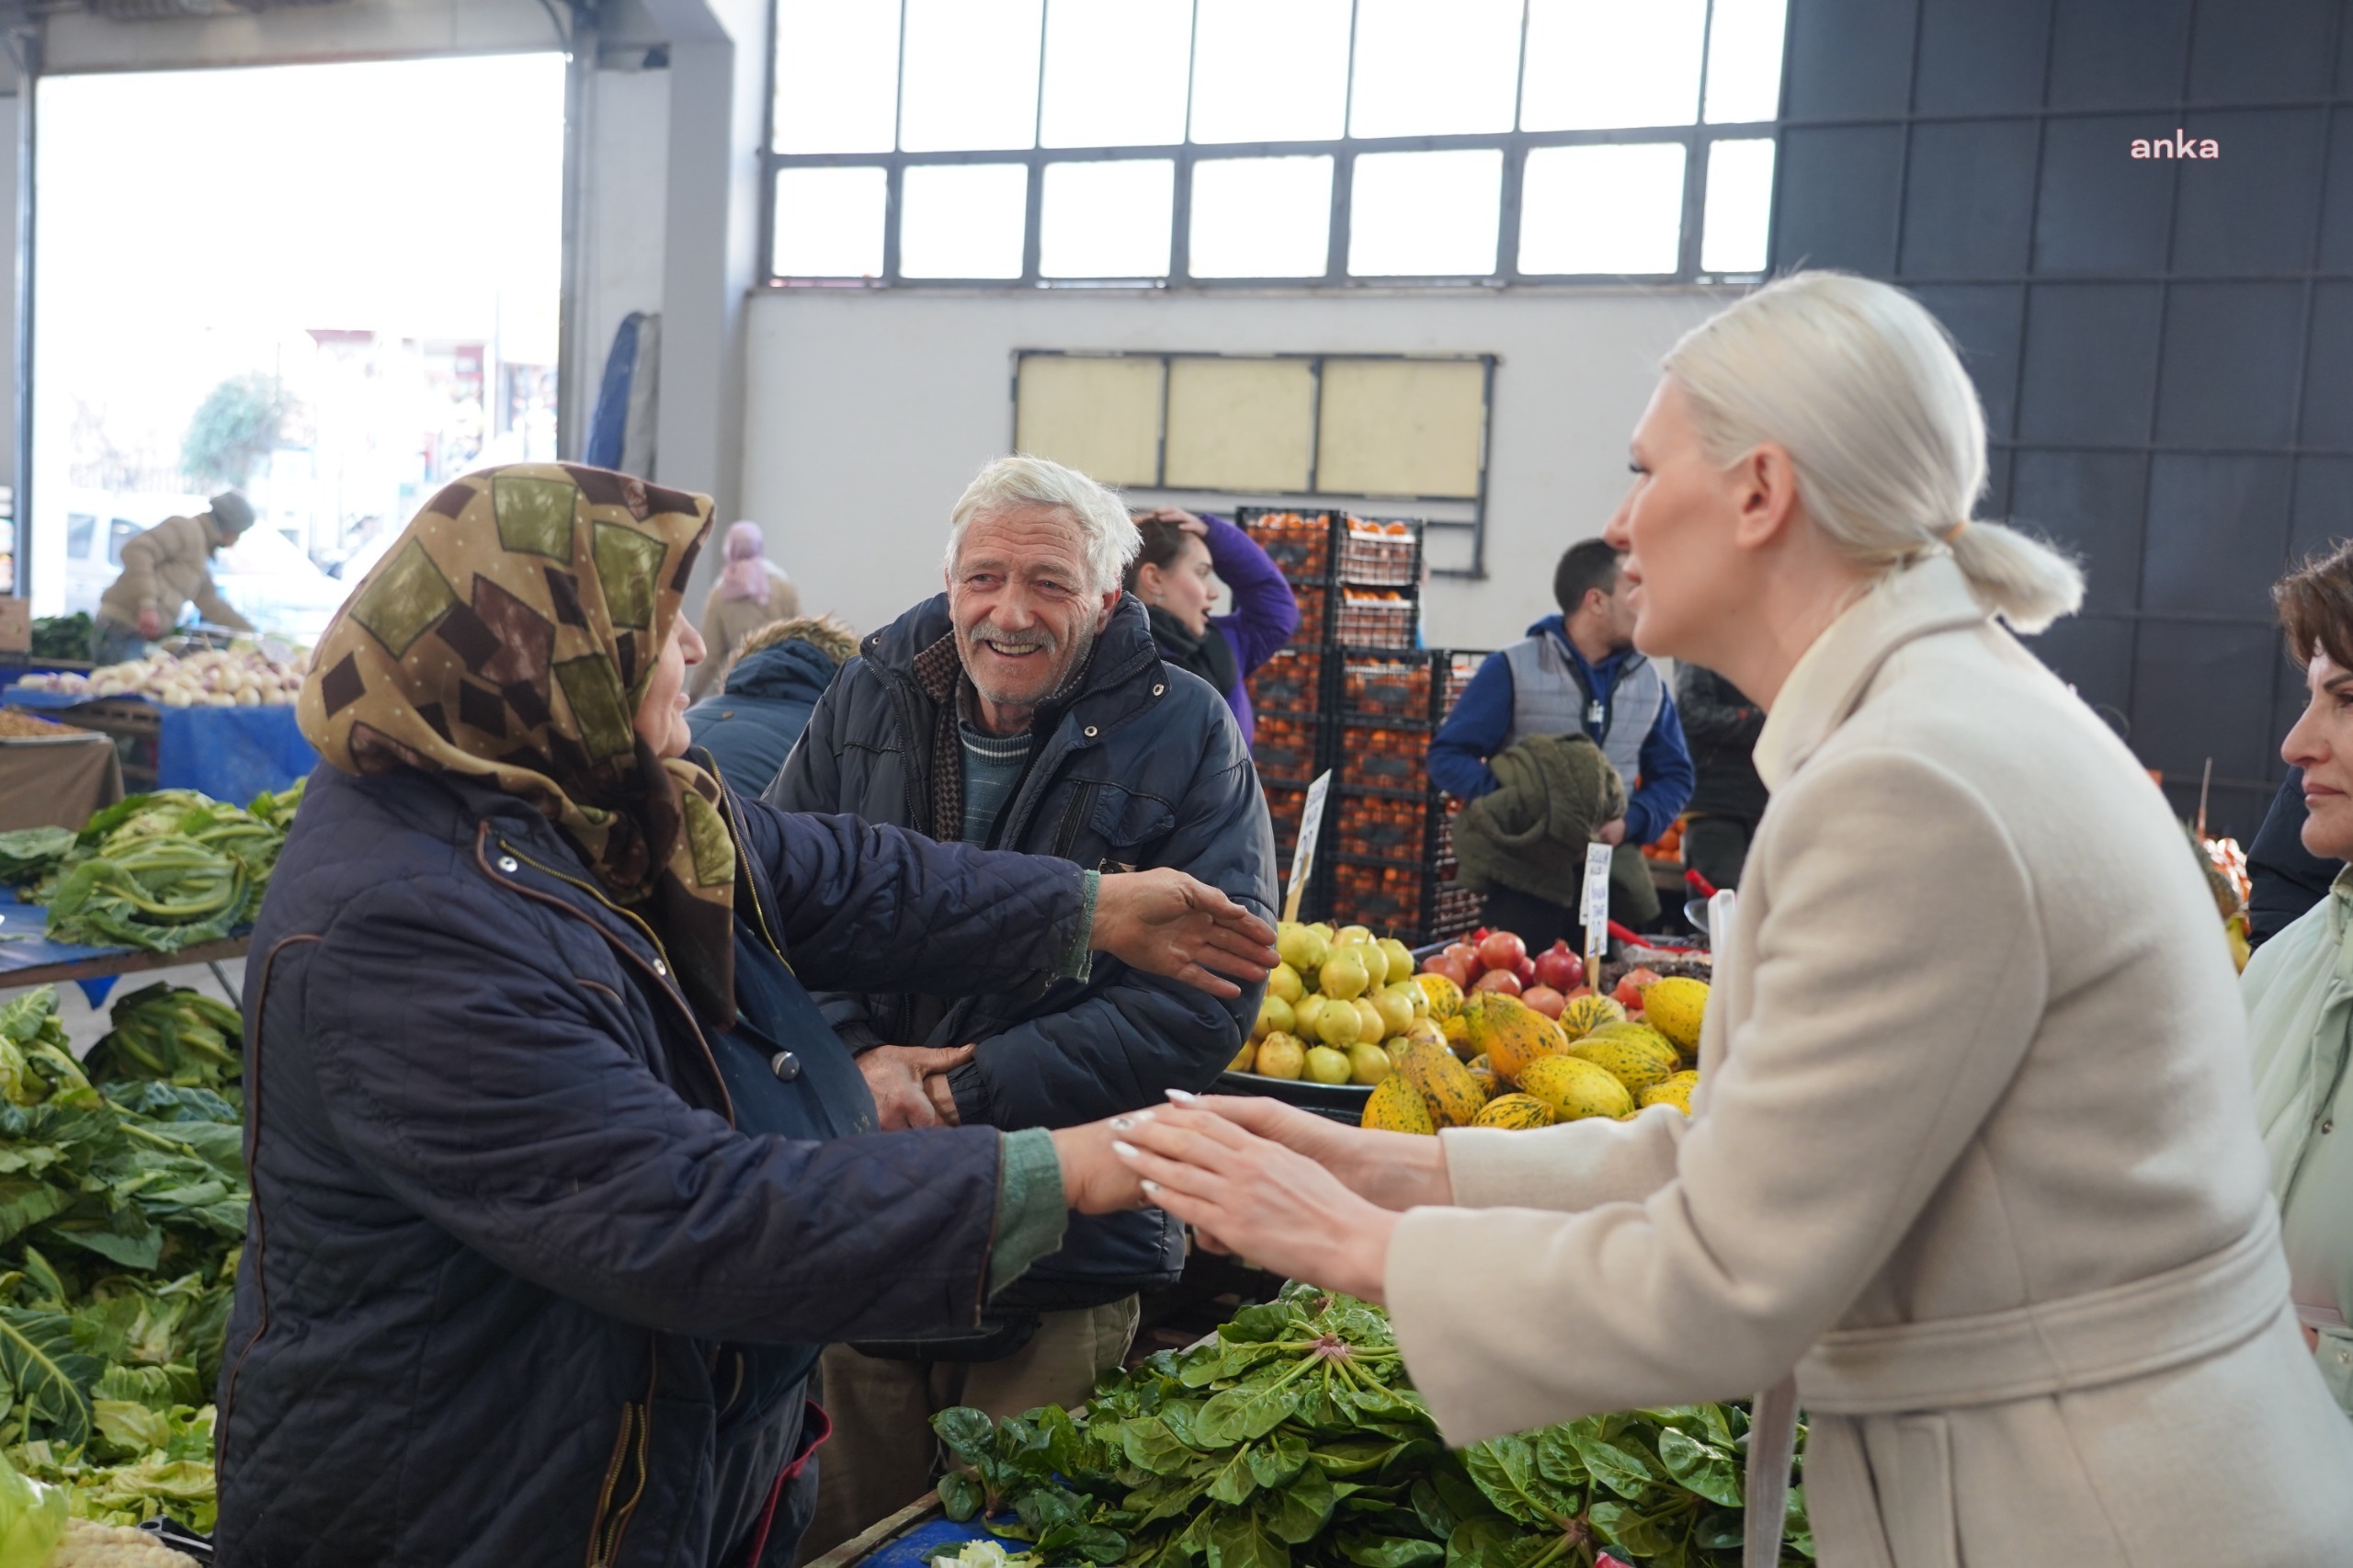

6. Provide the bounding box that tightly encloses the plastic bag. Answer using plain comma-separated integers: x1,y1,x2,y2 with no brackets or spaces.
0,1451,67,1568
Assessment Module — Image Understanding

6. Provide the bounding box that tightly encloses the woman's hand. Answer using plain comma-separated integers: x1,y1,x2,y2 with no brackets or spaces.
1135,506,1209,538
858,1044,972,1130
1107,1103,1400,1302
1091,869,1278,998
1172,1092,1453,1210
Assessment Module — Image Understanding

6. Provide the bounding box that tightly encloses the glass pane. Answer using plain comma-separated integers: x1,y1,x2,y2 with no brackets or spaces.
899,163,1030,277
1703,0,1790,123
1700,138,1775,272
1518,142,1686,275
899,0,1045,152
1347,149,1502,277
773,0,900,153
1040,160,1176,276
1040,0,1193,147
1520,0,1705,131
772,166,889,277
1348,0,1523,138
1188,155,1333,277
1188,0,1350,144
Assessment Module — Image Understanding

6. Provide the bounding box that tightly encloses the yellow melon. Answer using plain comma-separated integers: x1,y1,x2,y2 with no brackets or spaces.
1361,1072,1437,1134
1638,1070,1699,1115
1642,978,1710,1053
1464,1056,1501,1100
1472,1092,1558,1130
1568,1037,1674,1096
1518,1054,1635,1121
1391,1039,1487,1128
1556,993,1629,1040
1464,995,1571,1085
1413,971,1465,1023
1581,1021,1681,1071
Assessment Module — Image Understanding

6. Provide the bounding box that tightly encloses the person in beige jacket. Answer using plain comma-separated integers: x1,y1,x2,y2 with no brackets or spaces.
93,491,256,662
688,519,801,699
1106,273,2353,1567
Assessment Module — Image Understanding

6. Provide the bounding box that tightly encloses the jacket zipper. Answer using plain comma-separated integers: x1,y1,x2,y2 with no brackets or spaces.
585,1351,659,1567
475,825,736,1128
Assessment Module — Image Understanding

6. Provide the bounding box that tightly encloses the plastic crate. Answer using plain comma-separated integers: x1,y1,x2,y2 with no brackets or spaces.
1339,650,1437,726
1252,713,1326,785
1239,508,1336,579
1247,647,1324,720
1335,590,1417,648
1334,789,1429,862
1337,517,1422,587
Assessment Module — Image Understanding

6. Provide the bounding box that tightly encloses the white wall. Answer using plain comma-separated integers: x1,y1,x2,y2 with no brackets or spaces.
740,286,1731,651
572,63,669,456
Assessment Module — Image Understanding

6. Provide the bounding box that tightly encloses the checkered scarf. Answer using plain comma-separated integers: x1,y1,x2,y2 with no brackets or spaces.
297,463,739,1027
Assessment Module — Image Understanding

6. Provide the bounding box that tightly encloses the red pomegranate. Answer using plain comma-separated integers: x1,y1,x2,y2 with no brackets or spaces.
1520,984,1567,1018
1471,968,1524,997
1443,941,1482,975
1613,967,1664,1009
1533,940,1584,993
1422,952,1472,987
1476,929,1528,972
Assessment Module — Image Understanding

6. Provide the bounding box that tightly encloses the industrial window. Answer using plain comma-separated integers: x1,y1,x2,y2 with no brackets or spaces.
766,0,1788,287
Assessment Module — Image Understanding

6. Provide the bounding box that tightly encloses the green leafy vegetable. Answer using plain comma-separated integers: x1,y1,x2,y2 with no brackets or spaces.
929,1282,1810,1568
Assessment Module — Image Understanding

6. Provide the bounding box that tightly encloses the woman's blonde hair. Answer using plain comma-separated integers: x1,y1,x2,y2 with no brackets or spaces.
1663,270,2085,632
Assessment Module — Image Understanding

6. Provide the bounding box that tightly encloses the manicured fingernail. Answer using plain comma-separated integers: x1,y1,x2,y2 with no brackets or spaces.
1141,1179,1162,1196
1112,1141,1142,1159
1108,1116,1135,1131
1165,1087,1200,1104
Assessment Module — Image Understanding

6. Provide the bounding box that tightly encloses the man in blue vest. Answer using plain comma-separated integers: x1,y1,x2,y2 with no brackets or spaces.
1428,539,1694,946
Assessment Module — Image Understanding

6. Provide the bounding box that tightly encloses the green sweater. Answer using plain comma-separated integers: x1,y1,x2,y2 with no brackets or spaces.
2241,869,2353,1417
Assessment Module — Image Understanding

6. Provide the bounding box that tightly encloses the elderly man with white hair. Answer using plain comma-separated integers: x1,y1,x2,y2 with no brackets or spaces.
768,454,1278,1554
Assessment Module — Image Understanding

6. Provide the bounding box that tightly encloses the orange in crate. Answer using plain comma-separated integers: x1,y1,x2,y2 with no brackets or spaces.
1244,510,1333,579
1248,648,1323,717
1343,655,1431,721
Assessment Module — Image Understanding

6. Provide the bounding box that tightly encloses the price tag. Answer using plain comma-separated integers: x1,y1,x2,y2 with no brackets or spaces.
1283,769,1334,924
1581,841,1613,983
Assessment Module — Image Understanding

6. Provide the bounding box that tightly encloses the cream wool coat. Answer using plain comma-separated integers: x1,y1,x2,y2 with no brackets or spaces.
1385,556,2353,1568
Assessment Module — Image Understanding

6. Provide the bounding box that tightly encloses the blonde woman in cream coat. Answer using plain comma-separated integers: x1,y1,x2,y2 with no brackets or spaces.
1104,272,2353,1567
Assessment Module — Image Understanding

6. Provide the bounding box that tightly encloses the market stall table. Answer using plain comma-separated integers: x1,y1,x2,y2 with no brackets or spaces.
0,685,315,801
0,897,248,1006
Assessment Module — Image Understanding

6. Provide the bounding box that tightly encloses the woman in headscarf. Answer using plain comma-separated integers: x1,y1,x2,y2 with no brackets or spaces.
691,519,801,699
216,464,1270,1568
1105,274,2353,1565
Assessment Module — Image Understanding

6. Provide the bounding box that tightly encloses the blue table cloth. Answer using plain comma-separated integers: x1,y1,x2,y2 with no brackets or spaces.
853,1516,1016,1568
0,687,315,805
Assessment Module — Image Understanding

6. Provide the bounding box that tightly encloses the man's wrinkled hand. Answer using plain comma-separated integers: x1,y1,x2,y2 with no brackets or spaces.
858,1043,974,1130
1091,868,1277,999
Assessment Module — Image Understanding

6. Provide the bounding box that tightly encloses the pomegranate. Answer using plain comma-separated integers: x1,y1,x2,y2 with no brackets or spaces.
1511,955,1537,984
1613,966,1664,1009
1423,952,1472,987
1476,929,1528,972
1443,941,1482,975
1521,984,1567,1018
1533,940,1584,993
1471,967,1523,997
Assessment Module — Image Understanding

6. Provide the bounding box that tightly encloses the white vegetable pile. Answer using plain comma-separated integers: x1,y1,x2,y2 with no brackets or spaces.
18,648,310,708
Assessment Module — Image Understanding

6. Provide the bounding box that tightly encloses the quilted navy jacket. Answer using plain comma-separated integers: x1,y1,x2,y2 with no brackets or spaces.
213,762,1088,1568
767,593,1276,1311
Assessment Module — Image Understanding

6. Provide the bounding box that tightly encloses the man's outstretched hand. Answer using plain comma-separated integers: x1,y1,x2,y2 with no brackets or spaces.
1091,868,1277,998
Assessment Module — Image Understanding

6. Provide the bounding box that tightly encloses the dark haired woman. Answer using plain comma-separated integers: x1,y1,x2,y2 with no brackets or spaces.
2242,539,2353,1422
217,464,1270,1567
1125,506,1298,744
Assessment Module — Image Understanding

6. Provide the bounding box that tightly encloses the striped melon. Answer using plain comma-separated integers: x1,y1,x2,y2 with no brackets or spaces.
1472,1092,1557,1130
1568,1036,1674,1096
1638,1070,1699,1115
1518,1054,1635,1120
1392,1039,1487,1128
1642,977,1710,1052
1556,993,1629,1040
1464,1054,1502,1101
1361,1073,1437,1134
1582,1021,1680,1071
1413,971,1465,1023
1464,994,1571,1085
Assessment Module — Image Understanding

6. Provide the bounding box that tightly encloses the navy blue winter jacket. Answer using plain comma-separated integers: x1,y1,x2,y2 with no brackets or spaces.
214,761,1090,1568
686,637,840,793
767,593,1276,1311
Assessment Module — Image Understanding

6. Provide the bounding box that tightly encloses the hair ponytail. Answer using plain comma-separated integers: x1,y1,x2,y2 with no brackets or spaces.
1665,271,2086,631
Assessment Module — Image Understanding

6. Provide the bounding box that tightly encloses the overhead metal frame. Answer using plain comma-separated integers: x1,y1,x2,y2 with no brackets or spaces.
760,0,1780,290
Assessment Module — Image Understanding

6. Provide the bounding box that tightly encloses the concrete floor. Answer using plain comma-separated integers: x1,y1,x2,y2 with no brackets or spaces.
50,956,247,1059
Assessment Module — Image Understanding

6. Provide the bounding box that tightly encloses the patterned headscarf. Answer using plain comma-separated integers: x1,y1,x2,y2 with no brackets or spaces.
298,462,739,1026
716,520,771,604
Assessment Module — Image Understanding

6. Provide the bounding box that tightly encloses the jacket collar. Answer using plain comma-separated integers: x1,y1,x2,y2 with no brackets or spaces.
1529,613,1638,684
720,640,838,704
1752,555,1994,791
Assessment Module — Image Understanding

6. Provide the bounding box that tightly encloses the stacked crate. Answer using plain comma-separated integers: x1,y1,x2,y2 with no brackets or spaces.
1236,508,1450,936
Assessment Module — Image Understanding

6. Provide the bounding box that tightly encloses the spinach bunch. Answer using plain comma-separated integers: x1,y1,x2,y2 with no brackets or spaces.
932,1282,1813,1568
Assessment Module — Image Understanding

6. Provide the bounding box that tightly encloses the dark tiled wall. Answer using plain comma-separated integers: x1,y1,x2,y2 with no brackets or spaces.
1770,0,2353,837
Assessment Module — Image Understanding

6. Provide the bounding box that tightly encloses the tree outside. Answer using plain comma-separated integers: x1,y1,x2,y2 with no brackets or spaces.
181,372,293,490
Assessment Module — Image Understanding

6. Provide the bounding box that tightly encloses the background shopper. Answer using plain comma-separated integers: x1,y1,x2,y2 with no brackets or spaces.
1674,664,1768,890
1126,506,1298,745
691,518,802,699
92,490,256,662
685,612,858,791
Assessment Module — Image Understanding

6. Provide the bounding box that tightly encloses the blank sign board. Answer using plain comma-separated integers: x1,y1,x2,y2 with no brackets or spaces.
1013,355,1165,484
1316,358,1487,498
1164,358,1317,492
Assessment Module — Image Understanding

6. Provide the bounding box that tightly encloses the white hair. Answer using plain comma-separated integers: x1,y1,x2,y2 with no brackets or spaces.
943,454,1140,596
1663,270,2085,633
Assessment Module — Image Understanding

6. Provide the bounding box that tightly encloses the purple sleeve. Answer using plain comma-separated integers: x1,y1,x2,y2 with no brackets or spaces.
1200,514,1301,676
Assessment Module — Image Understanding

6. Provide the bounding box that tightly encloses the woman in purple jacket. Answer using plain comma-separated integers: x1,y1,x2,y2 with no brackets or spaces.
1127,507,1300,744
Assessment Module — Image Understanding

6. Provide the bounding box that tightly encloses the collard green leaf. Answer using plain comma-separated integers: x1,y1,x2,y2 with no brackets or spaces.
1657,1425,1743,1508
93,1395,173,1457
1336,1531,1447,1568
0,1179,72,1247
0,1304,102,1447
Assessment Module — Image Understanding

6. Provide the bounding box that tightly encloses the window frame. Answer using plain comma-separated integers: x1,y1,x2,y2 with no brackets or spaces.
761,0,1782,289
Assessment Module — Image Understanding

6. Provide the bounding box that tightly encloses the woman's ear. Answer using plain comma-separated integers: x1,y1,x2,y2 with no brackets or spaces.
1133,562,1160,599
1732,443,1802,550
